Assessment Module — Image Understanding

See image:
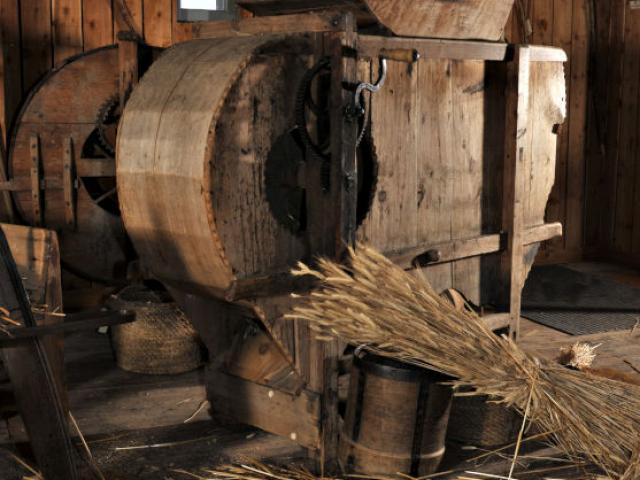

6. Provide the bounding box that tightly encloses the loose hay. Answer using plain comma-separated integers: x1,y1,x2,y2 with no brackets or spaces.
286,244,640,479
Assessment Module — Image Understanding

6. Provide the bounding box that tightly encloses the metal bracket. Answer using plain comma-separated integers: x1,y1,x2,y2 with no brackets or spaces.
29,134,43,227
62,137,77,229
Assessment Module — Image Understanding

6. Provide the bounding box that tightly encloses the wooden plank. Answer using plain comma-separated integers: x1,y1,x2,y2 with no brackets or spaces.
613,2,640,254
207,370,321,451
450,60,484,303
0,0,22,147
322,17,357,466
191,11,345,39
53,0,84,64
0,226,79,479
359,35,509,62
539,0,572,261
117,33,138,106
390,223,563,271
414,59,453,295
114,0,143,37
564,0,588,256
531,0,554,45
600,2,625,253
62,137,76,227
83,0,114,50
357,36,566,63
172,0,193,43
238,0,361,15
20,0,53,92
143,0,172,47
501,45,531,339
29,134,43,226
583,0,611,249
482,313,511,331
361,44,418,253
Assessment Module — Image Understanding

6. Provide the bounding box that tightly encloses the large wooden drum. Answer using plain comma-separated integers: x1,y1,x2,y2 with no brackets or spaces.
117,36,316,298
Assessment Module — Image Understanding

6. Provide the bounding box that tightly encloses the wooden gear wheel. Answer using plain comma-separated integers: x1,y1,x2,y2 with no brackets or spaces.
8,46,130,286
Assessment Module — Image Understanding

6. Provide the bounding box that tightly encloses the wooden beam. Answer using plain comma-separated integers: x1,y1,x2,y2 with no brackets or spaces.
482,313,511,332
0,226,79,479
207,370,321,450
190,11,346,39
117,32,139,108
227,223,563,301
388,223,563,271
501,45,531,340
358,36,567,63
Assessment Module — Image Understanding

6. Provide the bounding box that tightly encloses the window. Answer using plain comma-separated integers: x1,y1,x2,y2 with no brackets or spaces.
178,0,236,22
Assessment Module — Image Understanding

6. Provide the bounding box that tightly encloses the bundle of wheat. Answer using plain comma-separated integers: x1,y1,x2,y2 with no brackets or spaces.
286,244,640,479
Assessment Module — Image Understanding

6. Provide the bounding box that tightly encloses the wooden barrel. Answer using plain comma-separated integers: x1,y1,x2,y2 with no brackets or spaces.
9,46,129,287
340,352,453,475
237,0,515,40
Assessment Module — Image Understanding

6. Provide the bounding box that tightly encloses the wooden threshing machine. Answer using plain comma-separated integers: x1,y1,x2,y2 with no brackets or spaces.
3,0,567,469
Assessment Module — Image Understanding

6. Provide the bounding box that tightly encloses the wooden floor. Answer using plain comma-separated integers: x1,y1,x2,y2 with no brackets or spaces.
519,262,640,384
2,261,639,479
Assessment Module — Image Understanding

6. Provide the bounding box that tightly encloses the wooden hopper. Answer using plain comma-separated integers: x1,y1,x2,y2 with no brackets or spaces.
237,0,516,40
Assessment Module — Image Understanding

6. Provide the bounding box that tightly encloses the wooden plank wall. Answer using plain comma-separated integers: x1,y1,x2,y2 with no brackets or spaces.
583,1,640,268
0,0,190,151
0,1,595,264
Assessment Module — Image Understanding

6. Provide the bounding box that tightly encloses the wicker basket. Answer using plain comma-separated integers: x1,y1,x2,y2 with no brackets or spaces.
447,394,521,448
107,286,203,375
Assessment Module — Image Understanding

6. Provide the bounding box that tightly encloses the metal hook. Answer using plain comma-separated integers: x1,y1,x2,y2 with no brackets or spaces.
352,57,388,116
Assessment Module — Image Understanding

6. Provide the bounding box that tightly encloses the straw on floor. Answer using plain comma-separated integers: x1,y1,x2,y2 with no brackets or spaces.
286,244,640,479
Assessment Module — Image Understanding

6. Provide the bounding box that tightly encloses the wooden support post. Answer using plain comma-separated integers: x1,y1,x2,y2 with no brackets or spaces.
117,31,139,110
29,134,43,227
0,226,79,479
331,14,359,251
0,39,15,223
501,45,531,340
313,12,358,471
62,137,76,228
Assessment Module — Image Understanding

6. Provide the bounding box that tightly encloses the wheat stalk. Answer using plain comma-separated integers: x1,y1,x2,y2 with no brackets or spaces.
286,244,640,479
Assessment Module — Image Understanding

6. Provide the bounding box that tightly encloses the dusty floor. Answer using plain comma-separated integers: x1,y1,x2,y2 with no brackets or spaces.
2,261,637,479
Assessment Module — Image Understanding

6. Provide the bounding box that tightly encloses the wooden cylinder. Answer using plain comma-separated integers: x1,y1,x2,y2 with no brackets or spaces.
340,353,453,476
117,36,316,298
237,0,515,40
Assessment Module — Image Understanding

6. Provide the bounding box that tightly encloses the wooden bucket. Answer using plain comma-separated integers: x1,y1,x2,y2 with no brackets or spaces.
340,352,453,475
